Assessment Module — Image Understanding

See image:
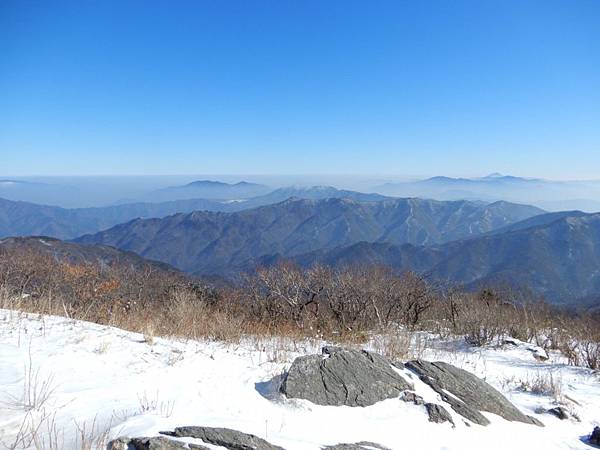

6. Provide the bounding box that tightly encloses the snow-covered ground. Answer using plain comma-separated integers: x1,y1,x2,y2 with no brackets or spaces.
1,309,599,449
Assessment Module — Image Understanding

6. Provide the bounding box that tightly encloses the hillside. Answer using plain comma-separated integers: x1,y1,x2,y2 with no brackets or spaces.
296,212,600,304
0,236,180,273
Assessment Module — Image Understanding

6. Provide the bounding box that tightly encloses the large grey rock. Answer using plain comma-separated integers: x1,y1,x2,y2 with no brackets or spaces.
108,436,196,450
281,346,412,407
162,426,285,450
324,442,391,450
425,403,454,425
406,360,543,427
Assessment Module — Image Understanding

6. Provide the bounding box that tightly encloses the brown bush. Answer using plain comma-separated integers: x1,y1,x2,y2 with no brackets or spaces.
2,250,600,369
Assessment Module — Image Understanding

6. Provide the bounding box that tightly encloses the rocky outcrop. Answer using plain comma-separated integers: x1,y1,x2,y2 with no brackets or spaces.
280,346,413,407
406,360,543,427
590,426,600,445
161,426,285,450
323,443,391,450
108,436,196,450
425,403,454,425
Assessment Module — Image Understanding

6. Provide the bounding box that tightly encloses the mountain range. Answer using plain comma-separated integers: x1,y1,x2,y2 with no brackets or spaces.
3,177,600,307
75,197,543,275
374,174,600,212
5,175,600,212
294,211,600,305
0,186,391,239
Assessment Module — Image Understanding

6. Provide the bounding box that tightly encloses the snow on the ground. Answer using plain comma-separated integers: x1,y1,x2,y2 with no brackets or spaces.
1,310,599,450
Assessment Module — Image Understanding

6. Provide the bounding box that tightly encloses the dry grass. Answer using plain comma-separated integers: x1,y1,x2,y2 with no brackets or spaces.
519,370,563,401
2,410,61,450
1,346,57,413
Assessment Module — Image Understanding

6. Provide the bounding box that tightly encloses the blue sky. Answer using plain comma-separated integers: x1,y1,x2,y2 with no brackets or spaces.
1,0,599,178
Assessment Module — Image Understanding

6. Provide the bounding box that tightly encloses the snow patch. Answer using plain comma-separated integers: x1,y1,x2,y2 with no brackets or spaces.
0,311,599,449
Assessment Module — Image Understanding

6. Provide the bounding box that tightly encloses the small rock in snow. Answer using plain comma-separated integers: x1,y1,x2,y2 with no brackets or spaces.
162,426,285,450
108,436,194,450
323,442,391,450
400,390,424,405
546,406,570,420
425,403,455,425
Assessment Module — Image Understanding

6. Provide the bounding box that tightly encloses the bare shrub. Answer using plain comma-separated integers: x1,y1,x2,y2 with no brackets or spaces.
73,416,113,450
136,391,175,418
94,341,111,355
581,340,600,370
137,391,159,414
2,410,62,450
458,289,508,346
2,347,57,412
244,264,436,335
2,248,600,370
371,330,412,361
557,316,600,370
519,370,563,400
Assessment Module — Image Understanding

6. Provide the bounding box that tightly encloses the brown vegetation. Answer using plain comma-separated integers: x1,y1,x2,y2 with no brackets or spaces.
1,248,599,370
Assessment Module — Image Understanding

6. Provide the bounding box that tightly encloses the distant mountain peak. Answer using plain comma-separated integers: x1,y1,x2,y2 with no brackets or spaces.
484,172,504,178
149,179,272,202
165,180,268,190
184,180,262,188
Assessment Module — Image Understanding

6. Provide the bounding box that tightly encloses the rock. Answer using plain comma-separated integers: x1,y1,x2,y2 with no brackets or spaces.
546,406,569,420
108,436,194,450
107,438,130,450
532,351,549,362
527,415,546,427
322,345,344,355
502,338,549,361
589,426,600,445
400,390,424,405
406,360,543,427
425,403,454,425
162,426,285,450
107,438,128,450
324,442,391,450
281,347,413,407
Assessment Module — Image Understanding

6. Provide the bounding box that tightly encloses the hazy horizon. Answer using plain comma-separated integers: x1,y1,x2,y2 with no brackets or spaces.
2,172,600,183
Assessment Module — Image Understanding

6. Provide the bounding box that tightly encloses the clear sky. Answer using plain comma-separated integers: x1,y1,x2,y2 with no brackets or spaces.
1,0,599,179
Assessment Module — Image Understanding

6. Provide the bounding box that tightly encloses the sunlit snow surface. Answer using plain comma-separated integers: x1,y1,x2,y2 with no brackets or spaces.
1,310,599,449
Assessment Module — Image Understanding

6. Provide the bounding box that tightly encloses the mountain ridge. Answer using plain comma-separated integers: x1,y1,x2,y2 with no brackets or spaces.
75,197,544,275
0,186,402,239
292,211,600,305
